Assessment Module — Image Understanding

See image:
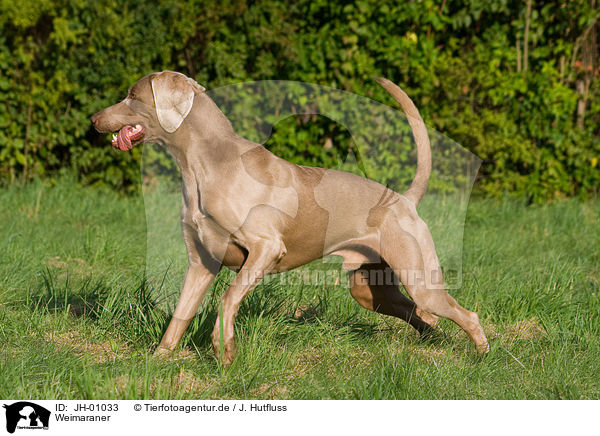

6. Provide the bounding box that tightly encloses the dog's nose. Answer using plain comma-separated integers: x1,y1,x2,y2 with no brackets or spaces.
90,112,100,125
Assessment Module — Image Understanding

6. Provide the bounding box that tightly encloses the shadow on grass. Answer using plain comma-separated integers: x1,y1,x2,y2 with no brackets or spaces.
30,268,113,318
29,268,171,348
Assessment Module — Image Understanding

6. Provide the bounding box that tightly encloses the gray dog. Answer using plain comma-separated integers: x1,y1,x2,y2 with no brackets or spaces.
91,71,488,364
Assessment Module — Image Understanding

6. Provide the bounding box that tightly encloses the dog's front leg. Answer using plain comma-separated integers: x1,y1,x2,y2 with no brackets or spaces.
155,261,219,356
211,238,286,365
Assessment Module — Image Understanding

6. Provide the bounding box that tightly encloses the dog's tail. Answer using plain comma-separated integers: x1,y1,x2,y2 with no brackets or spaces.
375,78,431,206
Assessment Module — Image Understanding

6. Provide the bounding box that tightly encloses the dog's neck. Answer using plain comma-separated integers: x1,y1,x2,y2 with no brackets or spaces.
187,93,236,138
163,93,261,211
164,93,243,169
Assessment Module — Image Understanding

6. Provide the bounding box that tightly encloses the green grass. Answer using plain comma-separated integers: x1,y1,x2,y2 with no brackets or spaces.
1,177,599,399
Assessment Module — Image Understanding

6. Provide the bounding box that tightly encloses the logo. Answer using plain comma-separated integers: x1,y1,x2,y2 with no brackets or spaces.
3,402,50,434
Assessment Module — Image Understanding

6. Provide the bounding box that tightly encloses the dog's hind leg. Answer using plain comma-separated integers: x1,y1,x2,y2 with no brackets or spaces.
348,261,437,334
381,220,489,354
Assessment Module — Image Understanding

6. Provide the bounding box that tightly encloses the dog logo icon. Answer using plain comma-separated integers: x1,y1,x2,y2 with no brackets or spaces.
3,402,50,433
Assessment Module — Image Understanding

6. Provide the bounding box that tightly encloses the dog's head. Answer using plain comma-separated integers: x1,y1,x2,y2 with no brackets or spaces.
90,71,205,150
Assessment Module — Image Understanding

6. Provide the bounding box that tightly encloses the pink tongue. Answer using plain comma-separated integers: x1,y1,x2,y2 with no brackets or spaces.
116,126,133,151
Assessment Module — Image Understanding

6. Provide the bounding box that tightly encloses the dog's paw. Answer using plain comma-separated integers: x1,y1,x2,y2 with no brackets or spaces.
153,346,173,358
476,341,490,355
212,338,237,366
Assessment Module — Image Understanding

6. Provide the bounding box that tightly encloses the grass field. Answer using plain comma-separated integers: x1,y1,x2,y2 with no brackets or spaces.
1,177,599,399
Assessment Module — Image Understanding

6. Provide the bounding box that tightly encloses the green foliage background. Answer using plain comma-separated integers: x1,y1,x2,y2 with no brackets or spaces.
0,0,598,200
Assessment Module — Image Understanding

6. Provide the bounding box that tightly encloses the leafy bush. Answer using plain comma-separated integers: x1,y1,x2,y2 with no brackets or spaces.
0,0,598,200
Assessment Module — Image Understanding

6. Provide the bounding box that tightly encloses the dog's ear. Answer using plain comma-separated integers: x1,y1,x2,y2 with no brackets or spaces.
151,72,206,133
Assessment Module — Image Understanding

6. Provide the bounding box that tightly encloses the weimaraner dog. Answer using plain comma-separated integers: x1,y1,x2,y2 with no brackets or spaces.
91,71,488,364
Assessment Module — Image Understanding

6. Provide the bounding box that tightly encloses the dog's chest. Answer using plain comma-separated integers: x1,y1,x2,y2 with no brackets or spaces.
184,206,228,246
181,176,226,241
182,208,245,267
